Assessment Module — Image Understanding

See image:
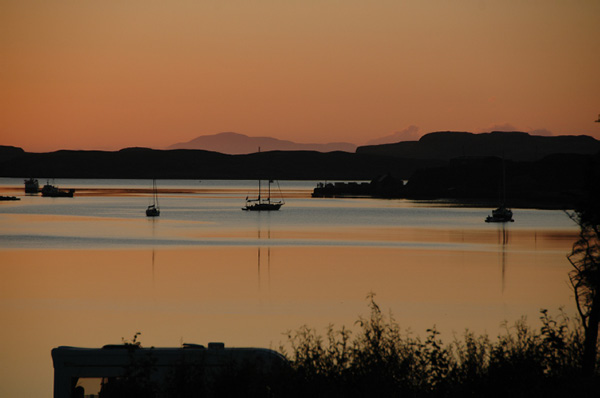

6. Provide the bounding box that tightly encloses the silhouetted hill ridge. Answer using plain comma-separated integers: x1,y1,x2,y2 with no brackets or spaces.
0,147,436,180
357,131,600,161
0,145,25,162
401,152,600,208
3,144,598,208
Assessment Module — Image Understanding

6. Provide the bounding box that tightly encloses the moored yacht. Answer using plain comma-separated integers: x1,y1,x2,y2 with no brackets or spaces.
243,179,284,211
485,205,513,223
485,158,513,223
146,179,160,217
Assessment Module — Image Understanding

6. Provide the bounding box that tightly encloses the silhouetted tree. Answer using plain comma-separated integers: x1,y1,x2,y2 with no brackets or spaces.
567,163,600,376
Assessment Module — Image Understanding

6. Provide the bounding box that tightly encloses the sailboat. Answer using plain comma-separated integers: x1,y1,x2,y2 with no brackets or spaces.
485,159,513,223
242,179,284,211
146,179,160,217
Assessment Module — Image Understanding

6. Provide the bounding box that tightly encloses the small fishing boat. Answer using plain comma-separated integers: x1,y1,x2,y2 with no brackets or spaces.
485,205,514,223
41,181,74,197
242,179,284,211
146,179,160,217
24,178,39,194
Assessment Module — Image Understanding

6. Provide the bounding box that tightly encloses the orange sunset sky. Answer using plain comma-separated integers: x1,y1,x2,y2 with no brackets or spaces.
1,0,599,152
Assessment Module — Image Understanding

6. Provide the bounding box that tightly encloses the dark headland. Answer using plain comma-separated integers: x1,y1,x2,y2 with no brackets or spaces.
2,131,599,209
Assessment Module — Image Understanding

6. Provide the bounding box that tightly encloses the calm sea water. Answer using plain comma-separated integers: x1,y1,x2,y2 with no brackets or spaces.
0,178,580,397
0,178,577,249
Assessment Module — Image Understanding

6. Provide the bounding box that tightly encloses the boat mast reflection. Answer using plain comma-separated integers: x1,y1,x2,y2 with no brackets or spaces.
149,217,158,295
151,248,156,289
497,222,509,293
256,218,272,294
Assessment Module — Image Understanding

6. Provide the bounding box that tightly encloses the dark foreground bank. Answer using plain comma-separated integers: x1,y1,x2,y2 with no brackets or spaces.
63,297,599,398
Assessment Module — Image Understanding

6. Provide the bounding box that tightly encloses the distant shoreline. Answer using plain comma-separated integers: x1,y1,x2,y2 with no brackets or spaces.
0,176,580,211
1,131,598,211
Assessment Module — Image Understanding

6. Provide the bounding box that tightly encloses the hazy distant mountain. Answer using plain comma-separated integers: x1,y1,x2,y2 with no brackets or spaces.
168,132,357,154
364,125,421,146
357,131,600,161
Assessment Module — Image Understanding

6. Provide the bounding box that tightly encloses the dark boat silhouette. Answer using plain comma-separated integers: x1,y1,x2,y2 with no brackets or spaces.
24,178,39,194
485,159,513,222
146,179,160,217
41,181,74,197
242,179,284,211
485,205,514,223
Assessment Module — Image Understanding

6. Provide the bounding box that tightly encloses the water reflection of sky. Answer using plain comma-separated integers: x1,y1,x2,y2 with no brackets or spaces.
0,179,578,250
0,179,581,398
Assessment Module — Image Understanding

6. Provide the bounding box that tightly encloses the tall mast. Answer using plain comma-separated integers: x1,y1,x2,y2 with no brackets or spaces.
502,156,506,206
154,179,159,208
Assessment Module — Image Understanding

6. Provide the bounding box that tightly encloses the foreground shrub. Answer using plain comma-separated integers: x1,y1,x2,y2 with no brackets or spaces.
280,294,599,397
102,297,599,397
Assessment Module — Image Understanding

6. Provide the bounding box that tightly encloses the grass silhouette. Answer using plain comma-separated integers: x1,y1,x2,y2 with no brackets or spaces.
100,294,599,397
278,293,598,397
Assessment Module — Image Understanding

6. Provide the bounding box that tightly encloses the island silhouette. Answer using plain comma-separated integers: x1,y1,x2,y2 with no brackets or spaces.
2,131,599,208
